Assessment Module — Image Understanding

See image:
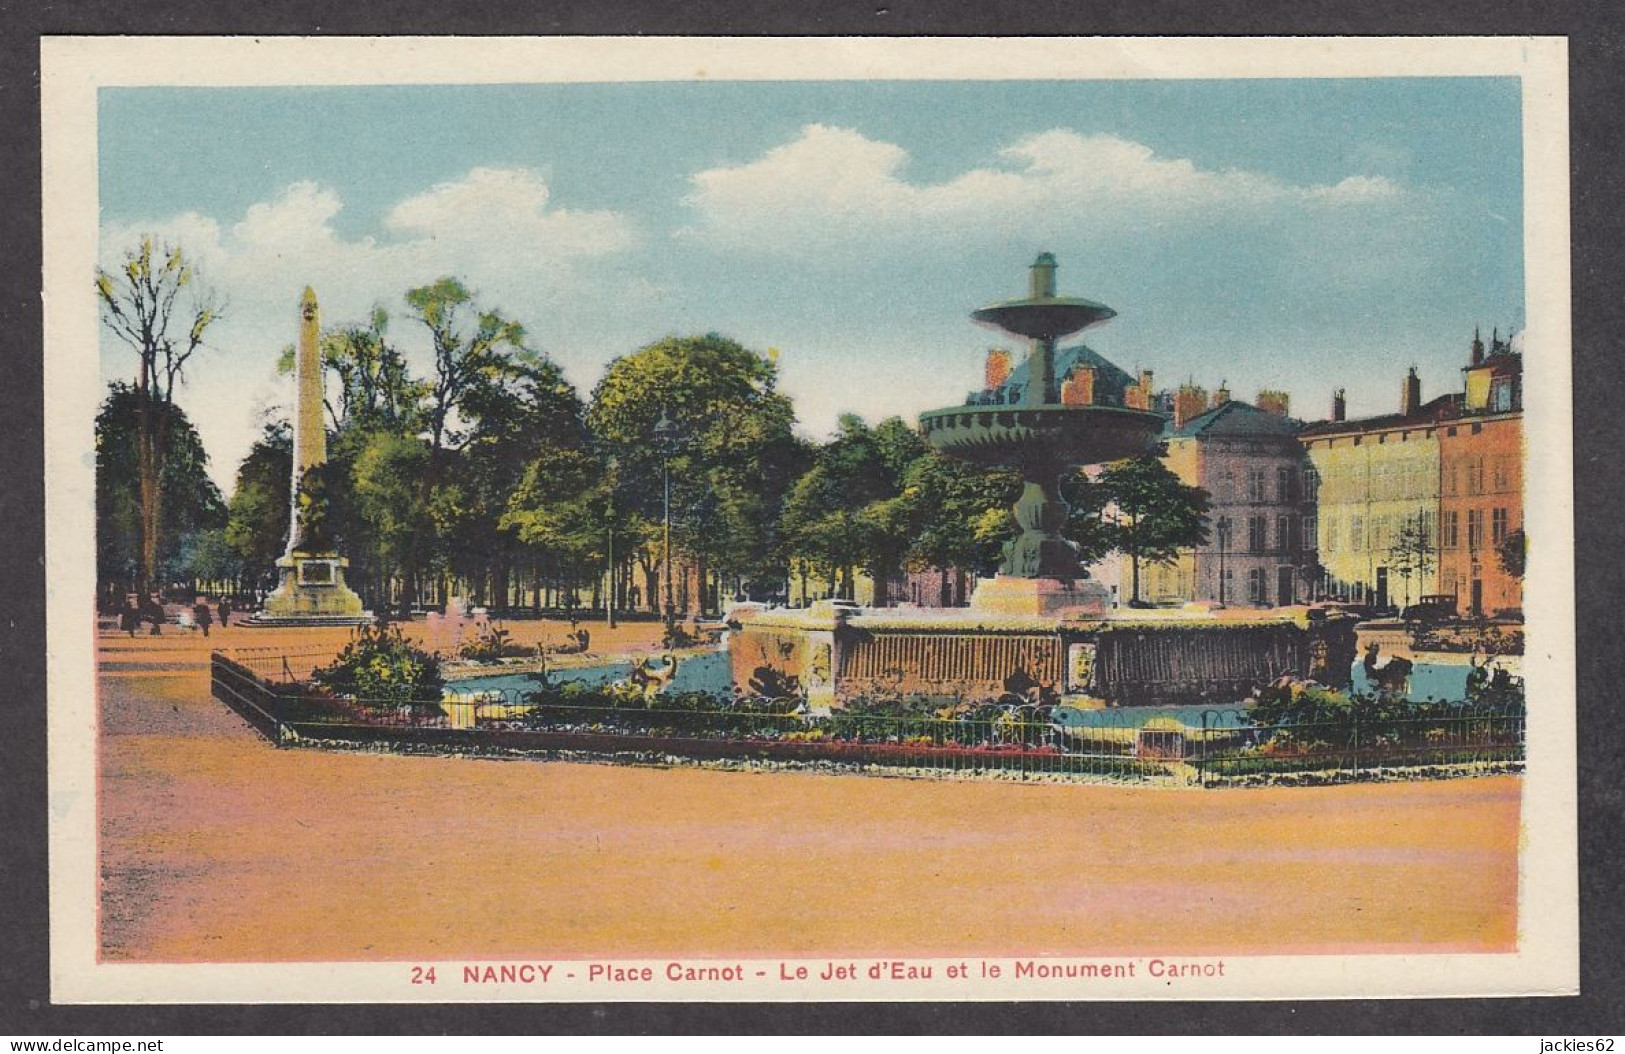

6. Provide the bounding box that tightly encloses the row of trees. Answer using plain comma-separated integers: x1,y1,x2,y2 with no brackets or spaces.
95,238,1210,615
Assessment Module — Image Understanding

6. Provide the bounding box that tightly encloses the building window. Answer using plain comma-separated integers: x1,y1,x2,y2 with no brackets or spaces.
1467,509,1483,551
1492,507,1509,546
1323,516,1336,553
1445,463,1458,496
1276,466,1293,502
1248,515,1266,554
1443,510,1459,550
1248,468,1267,502
1304,514,1318,551
1248,568,1266,605
1350,514,1364,551
1493,457,1510,491
1276,515,1291,553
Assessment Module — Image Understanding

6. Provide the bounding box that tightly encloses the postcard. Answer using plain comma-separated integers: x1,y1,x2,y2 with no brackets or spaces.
42,35,1577,1003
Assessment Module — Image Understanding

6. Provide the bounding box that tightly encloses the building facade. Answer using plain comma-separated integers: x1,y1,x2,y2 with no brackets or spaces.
1300,369,1456,610
1437,332,1523,616
1301,332,1522,615
1141,393,1316,607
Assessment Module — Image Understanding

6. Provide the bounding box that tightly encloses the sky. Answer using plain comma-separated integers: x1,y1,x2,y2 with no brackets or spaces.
97,78,1526,492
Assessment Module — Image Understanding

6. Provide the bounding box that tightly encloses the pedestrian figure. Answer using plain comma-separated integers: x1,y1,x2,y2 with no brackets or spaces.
142,595,164,635
194,600,213,638
218,597,232,628
120,601,139,638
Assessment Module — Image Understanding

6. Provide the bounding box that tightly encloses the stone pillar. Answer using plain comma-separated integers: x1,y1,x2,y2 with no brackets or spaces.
247,287,369,627
288,286,325,553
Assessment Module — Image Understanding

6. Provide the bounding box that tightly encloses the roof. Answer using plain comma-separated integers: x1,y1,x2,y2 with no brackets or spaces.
1000,342,1138,405
1166,399,1302,439
1298,392,1463,438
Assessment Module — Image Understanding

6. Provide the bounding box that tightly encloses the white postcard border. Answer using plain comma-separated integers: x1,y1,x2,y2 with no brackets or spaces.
42,34,1577,1004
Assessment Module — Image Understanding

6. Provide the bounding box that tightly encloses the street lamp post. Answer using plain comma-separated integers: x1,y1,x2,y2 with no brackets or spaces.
1216,515,1231,608
653,409,678,631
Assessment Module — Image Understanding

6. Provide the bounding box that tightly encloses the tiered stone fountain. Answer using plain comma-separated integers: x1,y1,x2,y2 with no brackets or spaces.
730,255,1354,710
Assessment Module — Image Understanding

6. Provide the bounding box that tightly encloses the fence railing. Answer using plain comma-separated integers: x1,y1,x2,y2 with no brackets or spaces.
208,652,1524,786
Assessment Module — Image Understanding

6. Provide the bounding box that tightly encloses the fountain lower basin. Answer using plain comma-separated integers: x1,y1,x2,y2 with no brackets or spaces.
729,599,1358,710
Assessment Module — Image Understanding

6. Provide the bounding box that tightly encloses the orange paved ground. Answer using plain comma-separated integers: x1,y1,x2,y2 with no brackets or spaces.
96,621,1523,963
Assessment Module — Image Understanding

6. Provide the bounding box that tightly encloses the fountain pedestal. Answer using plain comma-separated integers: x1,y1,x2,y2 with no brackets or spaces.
969,575,1111,617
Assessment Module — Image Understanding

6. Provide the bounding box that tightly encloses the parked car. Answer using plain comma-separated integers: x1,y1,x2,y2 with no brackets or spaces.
1403,594,1459,623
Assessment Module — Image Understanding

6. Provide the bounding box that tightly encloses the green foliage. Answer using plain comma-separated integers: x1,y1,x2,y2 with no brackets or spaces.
1497,528,1526,579
1091,455,1212,603
588,333,804,591
350,430,431,569
95,383,227,587
225,420,292,582
458,624,522,663
902,451,1022,575
312,623,444,705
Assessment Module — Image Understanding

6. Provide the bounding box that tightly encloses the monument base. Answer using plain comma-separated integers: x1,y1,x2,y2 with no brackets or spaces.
968,575,1112,618
243,551,371,627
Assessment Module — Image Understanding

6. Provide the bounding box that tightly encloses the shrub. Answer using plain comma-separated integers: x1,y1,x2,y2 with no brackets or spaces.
458,624,522,663
311,623,444,706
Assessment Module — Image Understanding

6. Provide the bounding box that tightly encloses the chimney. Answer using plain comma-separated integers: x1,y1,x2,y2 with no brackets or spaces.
1174,383,1208,428
984,348,1013,390
1124,367,1154,410
1401,366,1421,416
1470,327,1484,366
1211,381,1231,409
1256,390,1290,417
1060,366,1096,406
1332,388,1347,422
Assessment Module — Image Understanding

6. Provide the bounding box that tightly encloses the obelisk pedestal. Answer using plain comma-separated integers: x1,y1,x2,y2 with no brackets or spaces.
247,287,369,627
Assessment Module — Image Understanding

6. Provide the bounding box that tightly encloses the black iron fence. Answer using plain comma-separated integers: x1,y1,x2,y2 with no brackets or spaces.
208,652,1524,786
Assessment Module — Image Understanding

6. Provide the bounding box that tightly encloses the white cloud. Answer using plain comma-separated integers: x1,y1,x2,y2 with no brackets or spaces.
386,167,633,258
681,125,1404,253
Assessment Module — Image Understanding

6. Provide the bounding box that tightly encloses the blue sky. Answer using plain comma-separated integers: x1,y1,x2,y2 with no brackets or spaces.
98,79,1525,490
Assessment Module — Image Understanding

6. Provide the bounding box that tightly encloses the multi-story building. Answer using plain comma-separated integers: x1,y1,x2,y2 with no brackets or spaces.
1299,369,1459,610
1141,390,1316,607
1438,331,1523,616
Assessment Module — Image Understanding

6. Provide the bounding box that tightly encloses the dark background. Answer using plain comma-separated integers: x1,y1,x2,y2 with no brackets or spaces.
2,0,1620,1036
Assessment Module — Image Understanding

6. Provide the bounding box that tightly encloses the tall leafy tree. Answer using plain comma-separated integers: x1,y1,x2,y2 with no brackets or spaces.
1387,511,1437,608
588,334,803,611
224,419,292,593
902,451,1022,588
451,351,592,610
95,383,226,601
1093,455,1211,607
95,238,224,589
396,277,531,613
780,415,919,604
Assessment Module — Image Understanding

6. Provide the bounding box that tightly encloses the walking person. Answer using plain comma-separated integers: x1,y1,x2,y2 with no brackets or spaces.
142,594,164,635
120,600,139,638
217,597,232,628
194,599,213,638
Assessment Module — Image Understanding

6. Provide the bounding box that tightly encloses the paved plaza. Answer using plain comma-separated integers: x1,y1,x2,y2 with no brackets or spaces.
96,623,1521,963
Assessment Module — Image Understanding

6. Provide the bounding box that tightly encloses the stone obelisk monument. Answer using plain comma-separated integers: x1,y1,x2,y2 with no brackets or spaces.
248,287,369,626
